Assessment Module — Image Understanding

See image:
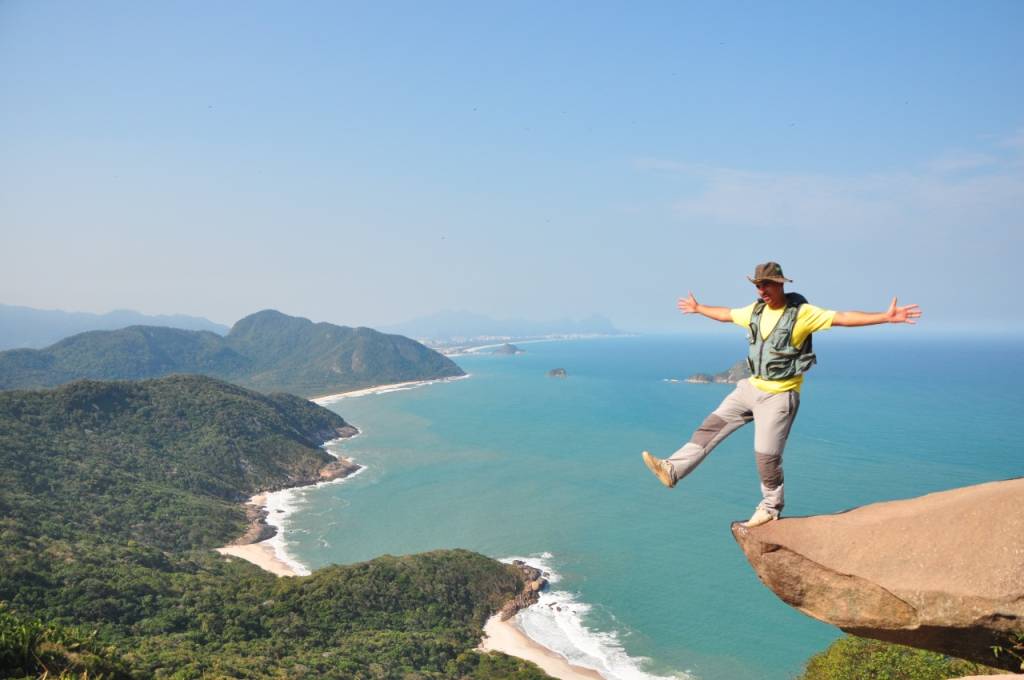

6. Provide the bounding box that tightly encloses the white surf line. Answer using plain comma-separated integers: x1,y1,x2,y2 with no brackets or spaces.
256,434,367,576
263,468,370,576
495,555,692,680
272,375,471,573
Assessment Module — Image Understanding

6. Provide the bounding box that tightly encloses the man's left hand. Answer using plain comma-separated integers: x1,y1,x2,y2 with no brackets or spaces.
885,297,922,324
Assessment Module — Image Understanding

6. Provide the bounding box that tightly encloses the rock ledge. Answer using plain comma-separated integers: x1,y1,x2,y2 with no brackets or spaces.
732,478,1024,671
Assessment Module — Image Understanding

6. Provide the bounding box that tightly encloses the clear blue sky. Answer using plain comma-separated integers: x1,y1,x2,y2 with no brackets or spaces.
2,1,1022,332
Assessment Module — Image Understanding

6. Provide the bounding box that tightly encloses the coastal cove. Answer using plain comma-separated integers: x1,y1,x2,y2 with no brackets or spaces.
214,405,603,680
247,334,1022,680
1,374,559,678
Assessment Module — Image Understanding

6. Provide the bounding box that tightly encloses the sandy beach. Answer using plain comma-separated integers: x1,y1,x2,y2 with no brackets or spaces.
215,521,604,679
311,375,469,405
215,495,605,678
216,542,298,577
217,538,604,678
215,494,299,576
479,615,605,680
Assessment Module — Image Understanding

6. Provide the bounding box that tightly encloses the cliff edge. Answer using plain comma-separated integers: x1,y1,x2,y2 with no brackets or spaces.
731,478,1024,671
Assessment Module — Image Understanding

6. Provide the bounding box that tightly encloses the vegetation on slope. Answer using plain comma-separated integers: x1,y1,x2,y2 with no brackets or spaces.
0,327,249,391
224,309,464,395
0,603,131,679
0,376,547,679
0,375,344,552
798,635,1003,680
0,310,465,396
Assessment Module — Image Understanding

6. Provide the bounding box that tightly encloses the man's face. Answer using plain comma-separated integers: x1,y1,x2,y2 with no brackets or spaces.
755,280,785,308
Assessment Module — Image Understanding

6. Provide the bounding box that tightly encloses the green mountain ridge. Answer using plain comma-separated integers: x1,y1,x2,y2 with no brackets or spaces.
0,375,549,679
0,310,465,396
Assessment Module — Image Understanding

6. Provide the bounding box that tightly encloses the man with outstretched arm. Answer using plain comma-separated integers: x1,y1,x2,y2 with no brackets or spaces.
642,262,922,527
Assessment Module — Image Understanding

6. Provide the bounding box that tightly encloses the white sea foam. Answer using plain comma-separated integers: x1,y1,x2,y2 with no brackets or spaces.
322,432,361,456
272,375,466,573
262,488,312,576
498,554,692,680
273,376,466,573
260,436,368,576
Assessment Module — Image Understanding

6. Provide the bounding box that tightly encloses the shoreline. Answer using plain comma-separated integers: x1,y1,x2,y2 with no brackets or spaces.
434,333,639,356
216,491,299,576
311,374,470,404
479,614,605,680
215,431,363,576
220,376,610,678
215,464,368,576
221,376,471,574
215,500,609,680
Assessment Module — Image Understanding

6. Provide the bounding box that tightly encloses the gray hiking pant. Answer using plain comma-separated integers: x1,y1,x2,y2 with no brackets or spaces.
666,378,800,515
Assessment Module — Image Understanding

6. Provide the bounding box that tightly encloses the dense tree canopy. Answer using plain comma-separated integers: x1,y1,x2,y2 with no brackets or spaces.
0,376,548,679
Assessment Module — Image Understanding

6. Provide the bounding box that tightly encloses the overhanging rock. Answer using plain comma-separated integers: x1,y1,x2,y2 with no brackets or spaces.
732,478,1024,671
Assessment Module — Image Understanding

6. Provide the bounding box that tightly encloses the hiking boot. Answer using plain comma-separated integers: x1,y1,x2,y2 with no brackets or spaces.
744,506,778,528
641,451,677,488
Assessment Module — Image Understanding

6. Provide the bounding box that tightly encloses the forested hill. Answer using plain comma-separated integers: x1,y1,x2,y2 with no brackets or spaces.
0,327,251,393
225,309,464,395
0,375,547,679
0,375,351,552
0,309,465,396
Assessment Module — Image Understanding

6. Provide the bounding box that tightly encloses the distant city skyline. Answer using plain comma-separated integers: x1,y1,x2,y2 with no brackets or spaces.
2,2,1021,332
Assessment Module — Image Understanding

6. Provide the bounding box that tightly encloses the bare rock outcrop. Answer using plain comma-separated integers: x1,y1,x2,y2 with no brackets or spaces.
232,502,277,545
498,560,548,620
319,457,361,481
732,478,1024,671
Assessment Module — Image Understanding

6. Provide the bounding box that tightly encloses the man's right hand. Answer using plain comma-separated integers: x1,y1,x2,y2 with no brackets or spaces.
677,293,733,322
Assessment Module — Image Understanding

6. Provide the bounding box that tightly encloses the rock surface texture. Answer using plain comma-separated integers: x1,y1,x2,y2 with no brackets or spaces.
498,560,549,620
732,478,1024,671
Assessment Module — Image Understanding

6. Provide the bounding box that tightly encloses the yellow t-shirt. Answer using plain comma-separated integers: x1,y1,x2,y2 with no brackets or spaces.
729,302,836,393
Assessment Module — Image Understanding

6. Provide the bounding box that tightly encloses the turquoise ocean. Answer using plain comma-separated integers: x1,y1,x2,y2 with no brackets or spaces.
270,334,1022,680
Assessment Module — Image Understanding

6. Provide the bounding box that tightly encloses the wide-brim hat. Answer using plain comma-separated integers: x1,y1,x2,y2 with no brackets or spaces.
747,261,793,284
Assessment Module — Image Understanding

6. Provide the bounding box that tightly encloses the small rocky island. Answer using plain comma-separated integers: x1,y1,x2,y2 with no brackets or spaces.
684,360,750,384
493,343,524,355
547,368,567,378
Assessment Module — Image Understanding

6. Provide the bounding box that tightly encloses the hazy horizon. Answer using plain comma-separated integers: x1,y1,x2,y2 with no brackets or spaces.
3,2,1021,334
5,301,1021,340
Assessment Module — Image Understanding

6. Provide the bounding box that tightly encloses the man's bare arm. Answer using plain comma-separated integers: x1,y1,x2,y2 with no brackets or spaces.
833,296,922,327
677,292,733,323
